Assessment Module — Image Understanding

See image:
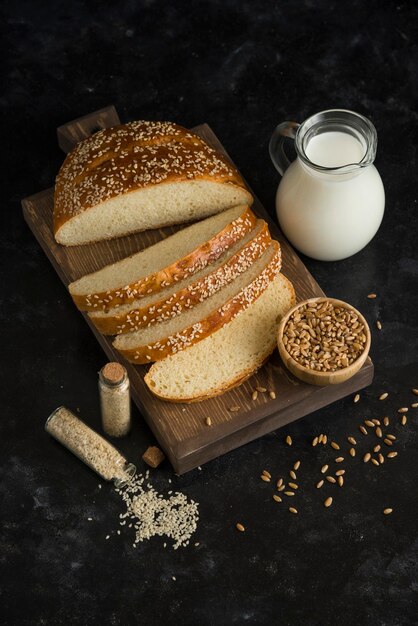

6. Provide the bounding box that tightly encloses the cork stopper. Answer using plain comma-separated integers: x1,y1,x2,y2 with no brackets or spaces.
142,446,165,468
100,362,126,386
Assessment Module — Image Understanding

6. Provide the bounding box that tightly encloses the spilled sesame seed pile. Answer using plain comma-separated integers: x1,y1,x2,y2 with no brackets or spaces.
46,409,199,548
114,470,199,550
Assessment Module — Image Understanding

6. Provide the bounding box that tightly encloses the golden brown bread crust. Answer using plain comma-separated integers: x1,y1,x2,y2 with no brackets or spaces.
114,243,282,364
88,220,273,335
59,121,206,186
70,206,257,311
54,120,252,239
144,275,296,402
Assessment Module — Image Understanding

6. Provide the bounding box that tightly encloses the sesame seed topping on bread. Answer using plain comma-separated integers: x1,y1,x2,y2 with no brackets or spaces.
113,242,282,363
88,219,273,335
144,273,296,402
69,205,256,311
54,121,253,245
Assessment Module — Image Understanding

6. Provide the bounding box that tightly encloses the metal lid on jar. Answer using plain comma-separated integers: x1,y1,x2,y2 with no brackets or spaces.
100,362,127,386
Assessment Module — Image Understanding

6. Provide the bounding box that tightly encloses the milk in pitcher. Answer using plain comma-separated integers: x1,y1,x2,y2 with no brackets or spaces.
269,110,385,261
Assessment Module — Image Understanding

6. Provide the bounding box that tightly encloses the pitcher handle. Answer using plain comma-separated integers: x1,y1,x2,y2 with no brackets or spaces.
269,121,300,176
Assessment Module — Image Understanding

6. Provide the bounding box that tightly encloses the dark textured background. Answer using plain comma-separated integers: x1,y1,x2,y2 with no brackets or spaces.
1,1,418,624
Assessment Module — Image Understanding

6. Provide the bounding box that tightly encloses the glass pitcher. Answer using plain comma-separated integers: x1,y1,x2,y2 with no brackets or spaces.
269,109,385,261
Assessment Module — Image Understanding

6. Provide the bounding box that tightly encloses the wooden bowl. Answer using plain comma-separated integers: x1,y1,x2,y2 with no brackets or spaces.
277,297,371,386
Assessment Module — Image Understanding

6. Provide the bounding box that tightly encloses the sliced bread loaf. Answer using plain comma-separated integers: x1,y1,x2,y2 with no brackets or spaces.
113,242,282,363
89,219,273,335
144,273,295,402
69,205,256,311
54,121,253,245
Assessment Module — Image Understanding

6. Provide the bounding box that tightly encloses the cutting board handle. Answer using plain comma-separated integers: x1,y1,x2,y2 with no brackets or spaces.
57,105,121,154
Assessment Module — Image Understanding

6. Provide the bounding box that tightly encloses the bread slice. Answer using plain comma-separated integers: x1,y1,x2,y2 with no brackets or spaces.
69,205,256,311
89,219,273,335
54,121,253,245
144,273,295,402
113,242,282,363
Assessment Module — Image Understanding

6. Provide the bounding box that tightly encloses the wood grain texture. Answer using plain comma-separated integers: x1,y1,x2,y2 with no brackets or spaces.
22,108,374,474
57,105,121,153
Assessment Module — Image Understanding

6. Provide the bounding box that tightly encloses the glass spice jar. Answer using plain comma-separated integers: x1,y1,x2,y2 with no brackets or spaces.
98,362,131,437
45,406,136,487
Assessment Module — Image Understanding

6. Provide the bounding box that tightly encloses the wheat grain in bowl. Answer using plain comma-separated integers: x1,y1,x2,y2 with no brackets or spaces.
277,298,371,386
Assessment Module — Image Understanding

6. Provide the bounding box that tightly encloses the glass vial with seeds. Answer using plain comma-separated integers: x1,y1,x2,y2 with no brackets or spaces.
45,406,136,486
99,362,131,437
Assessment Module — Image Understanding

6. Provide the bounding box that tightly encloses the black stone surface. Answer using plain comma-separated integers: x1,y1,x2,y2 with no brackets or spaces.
2,1,418,624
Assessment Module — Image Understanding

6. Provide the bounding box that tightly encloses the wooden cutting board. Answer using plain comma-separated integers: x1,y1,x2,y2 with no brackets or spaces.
22,106,374,474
